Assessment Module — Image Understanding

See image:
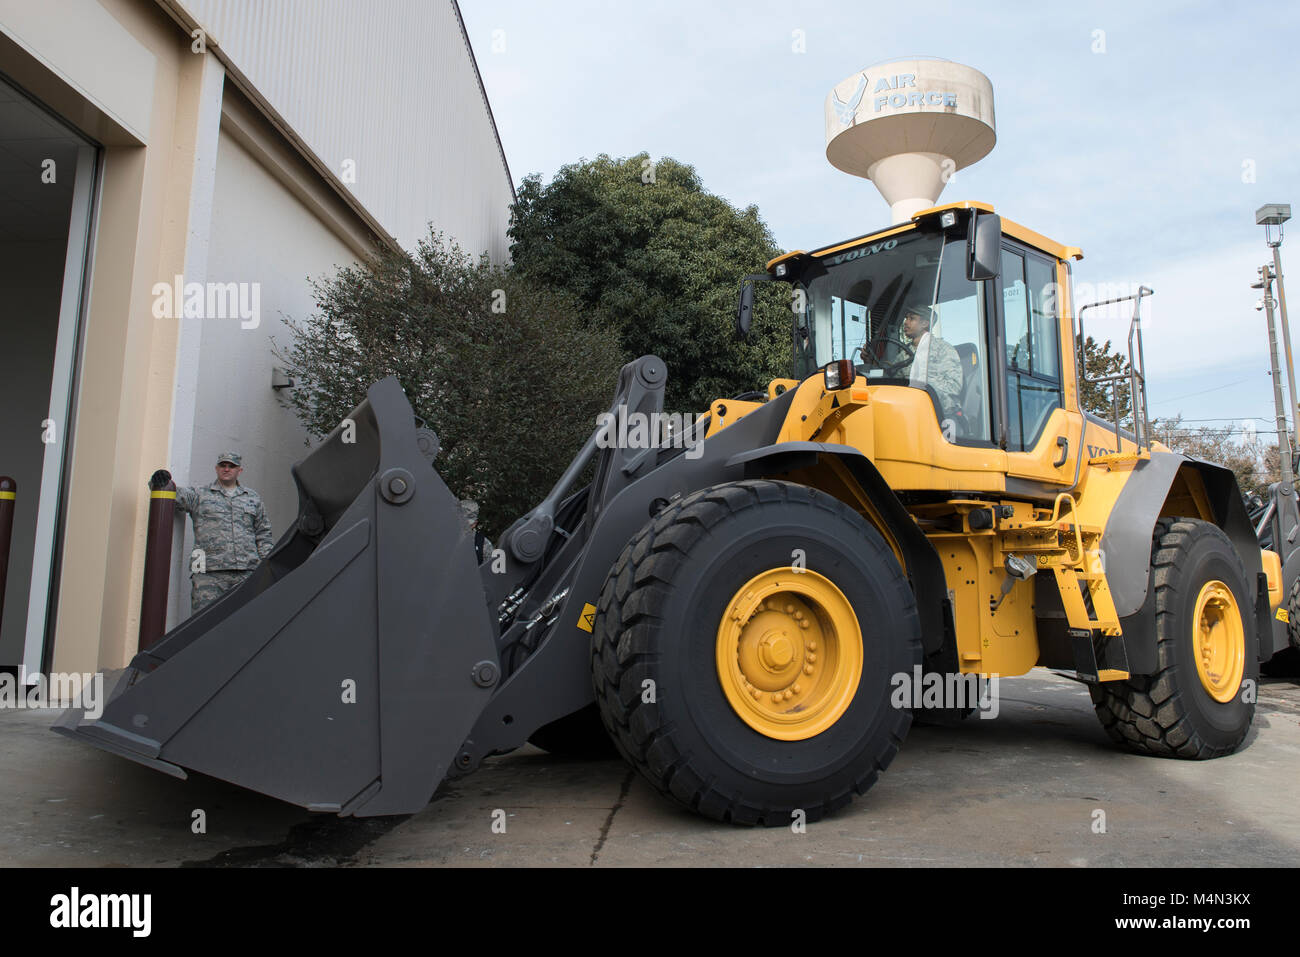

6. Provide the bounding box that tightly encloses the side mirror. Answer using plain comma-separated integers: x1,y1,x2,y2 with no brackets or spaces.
735,273,775,339
967,212,1002,281
736,280,756,339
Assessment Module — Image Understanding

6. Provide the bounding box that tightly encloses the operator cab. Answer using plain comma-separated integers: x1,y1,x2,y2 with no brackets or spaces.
753,203,1080,455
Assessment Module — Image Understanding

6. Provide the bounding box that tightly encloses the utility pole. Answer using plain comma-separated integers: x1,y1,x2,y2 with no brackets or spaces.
1255,264,1295,491
1257,204,1294,450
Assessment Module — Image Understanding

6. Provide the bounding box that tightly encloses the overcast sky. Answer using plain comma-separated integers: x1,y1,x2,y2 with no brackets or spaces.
460,0,1300,436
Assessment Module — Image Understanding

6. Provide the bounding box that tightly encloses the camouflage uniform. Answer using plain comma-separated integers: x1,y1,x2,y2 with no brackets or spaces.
175,480,273,613
906,333,965,415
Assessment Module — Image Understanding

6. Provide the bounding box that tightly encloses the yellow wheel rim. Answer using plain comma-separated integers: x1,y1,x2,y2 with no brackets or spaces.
715,568,863,740
1192,580,1245,703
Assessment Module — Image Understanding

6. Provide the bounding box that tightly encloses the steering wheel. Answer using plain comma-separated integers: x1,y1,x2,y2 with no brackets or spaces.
858,340,915,377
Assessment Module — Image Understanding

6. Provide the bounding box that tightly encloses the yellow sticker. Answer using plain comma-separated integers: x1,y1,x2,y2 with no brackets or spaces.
1277,607,1290,623
577,602,597,633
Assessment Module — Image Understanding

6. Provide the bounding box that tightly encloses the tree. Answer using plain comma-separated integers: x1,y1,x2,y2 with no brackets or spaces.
1152,414,1280,500
275,231,625,535
1076,334,1131,422
509,153,793,411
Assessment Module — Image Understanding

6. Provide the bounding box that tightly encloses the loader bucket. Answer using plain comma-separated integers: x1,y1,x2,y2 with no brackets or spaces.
54,377,499,816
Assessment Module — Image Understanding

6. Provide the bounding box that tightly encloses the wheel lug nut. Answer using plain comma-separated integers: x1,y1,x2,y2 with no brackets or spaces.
785,604,795,614
807,642,817,651
792,683,802,694
784,690,793,700
800,621,810,629
804,664,814,675
772,693,783,704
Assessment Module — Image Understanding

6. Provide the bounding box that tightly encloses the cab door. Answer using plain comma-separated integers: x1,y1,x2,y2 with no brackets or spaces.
996,243,1081,490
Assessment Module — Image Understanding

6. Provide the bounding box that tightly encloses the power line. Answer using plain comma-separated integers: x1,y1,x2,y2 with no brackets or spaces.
1149,376,1258,406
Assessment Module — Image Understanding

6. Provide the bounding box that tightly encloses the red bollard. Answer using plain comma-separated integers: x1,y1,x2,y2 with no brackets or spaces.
0,476,14,633
139,470,177,651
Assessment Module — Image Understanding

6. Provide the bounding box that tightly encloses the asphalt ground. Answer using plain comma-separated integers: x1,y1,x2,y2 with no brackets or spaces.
2,672,1297,868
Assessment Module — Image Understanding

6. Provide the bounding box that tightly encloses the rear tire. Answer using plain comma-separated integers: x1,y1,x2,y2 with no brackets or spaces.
590,479,922,826
1090,519,1257,758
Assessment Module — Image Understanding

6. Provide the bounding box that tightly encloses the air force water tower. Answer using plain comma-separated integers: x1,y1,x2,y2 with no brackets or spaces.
825,58,996,223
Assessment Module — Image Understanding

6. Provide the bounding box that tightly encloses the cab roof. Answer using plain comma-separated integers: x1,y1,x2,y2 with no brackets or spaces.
767,200,1084,272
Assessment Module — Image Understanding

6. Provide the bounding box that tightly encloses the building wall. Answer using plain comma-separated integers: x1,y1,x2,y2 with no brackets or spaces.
179,0,514,258
170,124,360,607
0,0,226,675
1,0,512,672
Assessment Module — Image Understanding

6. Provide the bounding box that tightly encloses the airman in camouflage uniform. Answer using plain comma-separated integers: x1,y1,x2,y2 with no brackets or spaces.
901,305,965,416
174,452,273,613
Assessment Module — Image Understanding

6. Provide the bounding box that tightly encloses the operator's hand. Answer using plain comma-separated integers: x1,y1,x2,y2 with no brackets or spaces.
148,469,173,490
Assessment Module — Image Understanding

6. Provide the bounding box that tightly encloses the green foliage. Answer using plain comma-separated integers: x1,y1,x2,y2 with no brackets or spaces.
274,231,624,535
509,153,792,411
1076,333,1132,421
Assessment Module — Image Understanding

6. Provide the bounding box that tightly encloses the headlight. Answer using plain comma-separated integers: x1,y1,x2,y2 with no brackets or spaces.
824,359,854,391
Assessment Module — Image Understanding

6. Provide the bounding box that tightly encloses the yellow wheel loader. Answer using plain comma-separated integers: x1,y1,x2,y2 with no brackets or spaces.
57,201,1289,825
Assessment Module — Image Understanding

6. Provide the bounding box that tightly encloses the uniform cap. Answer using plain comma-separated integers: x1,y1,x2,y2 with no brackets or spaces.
217,452,242,467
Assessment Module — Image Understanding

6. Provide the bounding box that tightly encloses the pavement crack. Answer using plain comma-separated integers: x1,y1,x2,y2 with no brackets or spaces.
589,770,634,866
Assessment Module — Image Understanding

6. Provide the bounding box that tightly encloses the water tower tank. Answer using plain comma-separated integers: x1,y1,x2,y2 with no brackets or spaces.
825,58,996,223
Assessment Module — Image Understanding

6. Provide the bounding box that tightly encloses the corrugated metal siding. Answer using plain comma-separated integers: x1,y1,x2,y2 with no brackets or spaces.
181,0,513,260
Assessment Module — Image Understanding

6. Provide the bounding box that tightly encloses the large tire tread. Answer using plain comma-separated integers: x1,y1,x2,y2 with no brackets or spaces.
590,479,918,826
1090,518,1255,759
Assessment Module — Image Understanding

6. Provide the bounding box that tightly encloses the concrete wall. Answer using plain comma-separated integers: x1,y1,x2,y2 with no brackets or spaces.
167,125,360,609
0,240,66,664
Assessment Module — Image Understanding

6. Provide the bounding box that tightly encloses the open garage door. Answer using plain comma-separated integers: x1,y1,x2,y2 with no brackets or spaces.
0,73,98,679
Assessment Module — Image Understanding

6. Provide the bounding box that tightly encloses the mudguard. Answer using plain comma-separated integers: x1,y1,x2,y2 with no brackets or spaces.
1101,450,1267,673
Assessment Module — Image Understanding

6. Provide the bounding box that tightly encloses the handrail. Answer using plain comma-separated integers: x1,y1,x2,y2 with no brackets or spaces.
1076,286,1154,453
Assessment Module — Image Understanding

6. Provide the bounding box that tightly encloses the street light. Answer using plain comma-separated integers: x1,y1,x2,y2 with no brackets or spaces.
1257,203,1294,448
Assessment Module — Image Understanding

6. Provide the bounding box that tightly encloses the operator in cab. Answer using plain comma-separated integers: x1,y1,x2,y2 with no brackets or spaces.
900,304,963,415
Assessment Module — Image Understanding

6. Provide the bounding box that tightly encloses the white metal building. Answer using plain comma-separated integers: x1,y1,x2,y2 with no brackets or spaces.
0,0,514,676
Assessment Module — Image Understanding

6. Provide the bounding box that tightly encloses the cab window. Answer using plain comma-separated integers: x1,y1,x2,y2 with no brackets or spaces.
1001,248,1062,452
796,228,992,443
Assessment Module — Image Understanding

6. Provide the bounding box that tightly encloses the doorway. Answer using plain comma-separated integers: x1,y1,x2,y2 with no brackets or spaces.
0,73,98,676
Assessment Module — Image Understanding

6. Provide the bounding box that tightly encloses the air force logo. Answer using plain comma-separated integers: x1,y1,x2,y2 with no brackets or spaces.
831,74,867,127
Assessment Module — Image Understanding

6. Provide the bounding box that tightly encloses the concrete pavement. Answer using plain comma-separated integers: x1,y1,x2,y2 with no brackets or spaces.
3,672,1297,867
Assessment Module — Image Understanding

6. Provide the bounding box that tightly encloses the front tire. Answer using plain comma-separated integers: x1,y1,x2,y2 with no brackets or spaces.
590,480,922,826
1090,519,1257,758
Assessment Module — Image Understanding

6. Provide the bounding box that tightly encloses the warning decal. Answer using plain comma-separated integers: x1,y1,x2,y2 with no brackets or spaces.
577,602,598,633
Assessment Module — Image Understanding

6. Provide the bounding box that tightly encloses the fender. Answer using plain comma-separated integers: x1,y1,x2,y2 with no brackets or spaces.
1101,450,1266,673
